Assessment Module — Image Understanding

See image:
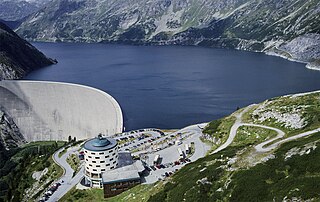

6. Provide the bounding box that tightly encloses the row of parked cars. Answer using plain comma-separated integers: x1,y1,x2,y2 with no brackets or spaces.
38,181,63,202
117,131,164,151
115,128,165,138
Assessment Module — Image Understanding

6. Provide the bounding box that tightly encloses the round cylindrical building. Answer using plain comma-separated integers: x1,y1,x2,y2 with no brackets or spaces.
84,135,118,187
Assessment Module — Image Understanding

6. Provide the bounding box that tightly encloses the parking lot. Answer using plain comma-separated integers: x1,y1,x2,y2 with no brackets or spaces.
113,123,210,184
112,128,164,153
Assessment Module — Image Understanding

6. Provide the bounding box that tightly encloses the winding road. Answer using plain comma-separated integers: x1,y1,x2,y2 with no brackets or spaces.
212,105,320,154
212,104,256,154
257,127,320,152
48,145,84,202
47,105,320,199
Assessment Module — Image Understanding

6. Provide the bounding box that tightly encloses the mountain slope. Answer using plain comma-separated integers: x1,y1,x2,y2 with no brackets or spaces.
16,0,320,68
0,109,26,150
60,90,320,201
0,0,51,21
0,22,56,80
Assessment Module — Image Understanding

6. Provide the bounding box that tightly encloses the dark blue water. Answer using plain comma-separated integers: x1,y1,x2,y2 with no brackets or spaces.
26,42,320,130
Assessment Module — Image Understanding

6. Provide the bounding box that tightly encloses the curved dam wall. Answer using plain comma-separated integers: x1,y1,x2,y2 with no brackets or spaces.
0,80,123,142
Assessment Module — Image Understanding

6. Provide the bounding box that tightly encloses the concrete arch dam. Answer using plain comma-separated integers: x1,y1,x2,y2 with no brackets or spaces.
0,80,123,142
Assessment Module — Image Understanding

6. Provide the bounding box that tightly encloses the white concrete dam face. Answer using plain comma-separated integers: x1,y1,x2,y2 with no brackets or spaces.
0,80,123,141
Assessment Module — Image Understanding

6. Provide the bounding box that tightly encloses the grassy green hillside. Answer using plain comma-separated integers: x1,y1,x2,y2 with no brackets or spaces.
0,141,65,202
61,91,320,201
145,131,320,202
202,115,236,152
229,133,320,201
242,92,320,136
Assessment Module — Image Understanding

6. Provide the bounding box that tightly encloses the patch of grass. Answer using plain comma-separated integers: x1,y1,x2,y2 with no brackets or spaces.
148,146,241,202
241,105,259,123
242,92,320,137
203,119,222,135
58,140,84,158
32,179,54,200
229,132,320,202
232,126,278,147
59,187,105,202
148,133,320,202
108,183,165,202
0,141,65,202
66,153,81,177
203,115,236,151
59,148,68,158
60,183,165,202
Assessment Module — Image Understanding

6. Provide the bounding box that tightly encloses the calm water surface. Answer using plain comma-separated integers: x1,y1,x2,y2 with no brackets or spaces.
26,43,320,130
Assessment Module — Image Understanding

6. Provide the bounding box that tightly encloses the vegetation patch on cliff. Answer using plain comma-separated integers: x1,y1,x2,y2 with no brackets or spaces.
0,141,64,201
243,92,320,136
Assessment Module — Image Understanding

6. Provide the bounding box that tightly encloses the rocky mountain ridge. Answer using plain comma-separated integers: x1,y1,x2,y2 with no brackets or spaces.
0,21,56,80
0,0,51,21
15,0,320,69
0,109,26,150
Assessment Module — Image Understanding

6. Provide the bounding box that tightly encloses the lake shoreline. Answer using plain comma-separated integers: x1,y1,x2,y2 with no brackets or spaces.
26,42,320,131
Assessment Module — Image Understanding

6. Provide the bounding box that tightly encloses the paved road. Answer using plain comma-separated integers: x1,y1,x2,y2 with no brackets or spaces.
256,127,320,152
243,123,285,152
212,104,320,154
48,146,84,202
212,105,256,154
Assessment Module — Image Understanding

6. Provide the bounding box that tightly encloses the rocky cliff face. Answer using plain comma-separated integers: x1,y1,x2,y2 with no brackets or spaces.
15,0,320,68
0,109,26,150
0,0,51,21
0,22,56,80
274,34,320,70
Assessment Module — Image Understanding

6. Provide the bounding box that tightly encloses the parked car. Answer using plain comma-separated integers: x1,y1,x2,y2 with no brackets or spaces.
145,166,152,172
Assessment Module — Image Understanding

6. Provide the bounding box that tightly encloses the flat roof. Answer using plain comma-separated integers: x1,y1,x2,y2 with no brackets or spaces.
84,136,117,151
102,161,145,184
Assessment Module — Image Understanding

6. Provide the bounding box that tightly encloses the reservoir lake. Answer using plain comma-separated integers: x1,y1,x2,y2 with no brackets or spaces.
26,42,320,131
